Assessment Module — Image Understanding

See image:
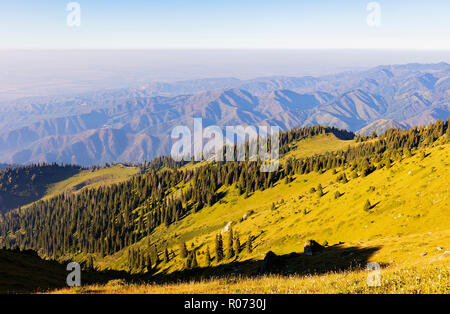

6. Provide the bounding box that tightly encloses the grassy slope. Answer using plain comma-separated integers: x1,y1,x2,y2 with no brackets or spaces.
29,165,140,204
282,133,358,160
88,136,449,278
0,165,80,213
45,134,450,293
178,133,358,171
53,262,450,294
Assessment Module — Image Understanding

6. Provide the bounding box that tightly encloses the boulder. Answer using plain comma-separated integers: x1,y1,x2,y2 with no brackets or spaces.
259,251,282,274
304,240,324,256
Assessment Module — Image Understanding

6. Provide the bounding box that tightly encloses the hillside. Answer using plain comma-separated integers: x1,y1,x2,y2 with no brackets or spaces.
281,133,356,161
42,164,140,200
0,248,70,293
0,164,139,214
0,164,81,214
0,248,137,293
0,122,449,294
96,137,450,277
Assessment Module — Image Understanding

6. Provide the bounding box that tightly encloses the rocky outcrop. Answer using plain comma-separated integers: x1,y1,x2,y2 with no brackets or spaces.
304,240,324,256
259,251,283,274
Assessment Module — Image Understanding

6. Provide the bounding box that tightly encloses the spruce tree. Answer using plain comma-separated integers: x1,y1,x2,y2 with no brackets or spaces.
246,235,253,253
179,241,188,259
185,253,192,269
164,248,170,263
150,245,160,265
215,234,224,262
146,253,153,272
233,232,241,255
316,184,324,197
205,246,211,266
364,199,372,211
334,191,341,199
227,228,234,259
446,119,450,141
191,250,198,268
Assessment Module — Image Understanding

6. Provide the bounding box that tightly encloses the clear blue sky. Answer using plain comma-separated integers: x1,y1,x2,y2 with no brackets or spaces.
0,0,449,49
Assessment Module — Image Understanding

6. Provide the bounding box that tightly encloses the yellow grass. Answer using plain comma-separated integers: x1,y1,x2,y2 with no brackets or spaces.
281,133,357,161
95,141,449,277
46,137,450,294
52,260,450,294
43,164,139,200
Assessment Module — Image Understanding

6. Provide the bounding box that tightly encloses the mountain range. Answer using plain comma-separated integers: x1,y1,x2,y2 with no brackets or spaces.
0,62,449,165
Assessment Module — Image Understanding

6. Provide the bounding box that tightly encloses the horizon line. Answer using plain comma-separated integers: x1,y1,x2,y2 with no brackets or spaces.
1,48,450,51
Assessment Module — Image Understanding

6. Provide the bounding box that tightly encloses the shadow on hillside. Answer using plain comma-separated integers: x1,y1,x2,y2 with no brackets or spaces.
0,248,143,293
369,201,381,210
150,244,382,284
0,244,382,292
0,167,81,214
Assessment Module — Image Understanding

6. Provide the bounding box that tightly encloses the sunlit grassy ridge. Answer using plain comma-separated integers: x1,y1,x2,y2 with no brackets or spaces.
281,133,358,161
6,130,440,294
41,165,139,201
85,136,450,283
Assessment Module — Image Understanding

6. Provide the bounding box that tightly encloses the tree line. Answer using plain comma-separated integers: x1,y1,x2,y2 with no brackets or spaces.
0,120,448,265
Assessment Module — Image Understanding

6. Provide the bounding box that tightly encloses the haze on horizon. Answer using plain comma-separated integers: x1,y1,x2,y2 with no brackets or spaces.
0,1,449,100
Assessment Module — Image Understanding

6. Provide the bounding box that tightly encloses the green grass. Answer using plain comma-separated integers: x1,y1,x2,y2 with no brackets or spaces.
89,139,449,283
281,133,359,161
41,165,139,201
13,133,447,294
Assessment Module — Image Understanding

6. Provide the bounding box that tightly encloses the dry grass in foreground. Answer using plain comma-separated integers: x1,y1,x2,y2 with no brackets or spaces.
51,263,450,294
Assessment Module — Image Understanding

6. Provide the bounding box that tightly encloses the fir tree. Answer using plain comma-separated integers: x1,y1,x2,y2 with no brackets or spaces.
246,235,253,253
205,246,211,266
191,250,198,268
164,248,170,263
215,234,224,262
364,199,372,211
233,232,241,255
226,228,234,259
179,241,188,259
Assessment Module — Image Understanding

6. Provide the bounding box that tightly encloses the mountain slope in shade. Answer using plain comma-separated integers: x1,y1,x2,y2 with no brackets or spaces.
0,248,129,293
0,164,81,213
356,119,406,135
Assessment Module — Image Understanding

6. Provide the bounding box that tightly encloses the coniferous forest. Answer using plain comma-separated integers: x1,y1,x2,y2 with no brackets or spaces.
0,120,448,268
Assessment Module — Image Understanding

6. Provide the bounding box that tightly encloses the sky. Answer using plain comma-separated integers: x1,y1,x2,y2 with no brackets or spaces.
1,0,450,50
1,1,449,101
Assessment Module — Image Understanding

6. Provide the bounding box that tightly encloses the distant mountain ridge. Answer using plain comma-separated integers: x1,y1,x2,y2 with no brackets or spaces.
356,119,407,136
0,62,449,165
